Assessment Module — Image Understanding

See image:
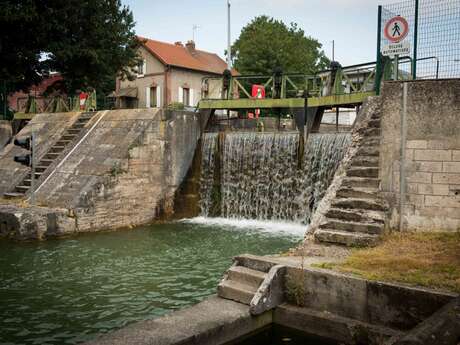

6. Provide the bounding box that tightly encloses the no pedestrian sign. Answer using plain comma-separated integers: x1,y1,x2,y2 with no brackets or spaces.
382,15,410,56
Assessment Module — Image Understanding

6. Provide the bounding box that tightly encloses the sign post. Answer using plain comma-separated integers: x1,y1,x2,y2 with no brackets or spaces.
382,15,410,80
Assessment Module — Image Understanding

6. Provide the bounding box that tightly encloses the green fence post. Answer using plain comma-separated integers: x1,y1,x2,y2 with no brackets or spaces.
375,5,383,95
412,0,419,79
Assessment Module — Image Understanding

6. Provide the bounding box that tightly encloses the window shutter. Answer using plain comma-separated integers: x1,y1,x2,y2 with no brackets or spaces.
145,87,151,108
178,87,183,103
156,86,161,108
143,59,147,75
189,89,194,106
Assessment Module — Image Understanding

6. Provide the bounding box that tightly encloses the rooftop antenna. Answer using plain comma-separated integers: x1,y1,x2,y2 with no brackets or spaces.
227,0,232,69
192,24,200,42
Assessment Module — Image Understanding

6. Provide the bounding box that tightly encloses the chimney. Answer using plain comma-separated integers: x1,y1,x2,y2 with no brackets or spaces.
186,40,196,54
174,41,183,47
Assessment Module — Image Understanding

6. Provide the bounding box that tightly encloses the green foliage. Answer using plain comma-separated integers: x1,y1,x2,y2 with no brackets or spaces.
0,0,141,96
231,16,330,75
167,102,185,110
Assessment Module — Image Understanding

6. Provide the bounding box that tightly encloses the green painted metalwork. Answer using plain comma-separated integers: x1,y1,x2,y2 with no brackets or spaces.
199,98,305,109
307,92,375,107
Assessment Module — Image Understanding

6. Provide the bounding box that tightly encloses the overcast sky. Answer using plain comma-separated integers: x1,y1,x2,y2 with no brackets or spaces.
123,0,388,66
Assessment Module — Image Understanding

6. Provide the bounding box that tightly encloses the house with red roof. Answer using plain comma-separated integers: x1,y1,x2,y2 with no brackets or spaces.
114,36,235,109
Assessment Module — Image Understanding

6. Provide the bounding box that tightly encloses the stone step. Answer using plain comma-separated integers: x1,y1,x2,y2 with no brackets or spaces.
72,123,85,128
336,187,379,200
342,177,380,189
217,279,257,305
56,140,72,146
35,166,47,173
346,167,379,178
62,134,76,141
227,266,266,289
319,219,384,235
361,127,381,137
67,129,81,135
23,179,31,186
357,146,380,157
39,159,54,166
332,198,386,212
368,119,381,128
49,146,65,153
326,207,386,224
43,152,60,160
25,172,42,179
314,229,380,247
16,185,30,192
3,192,25,199
351,155,379,167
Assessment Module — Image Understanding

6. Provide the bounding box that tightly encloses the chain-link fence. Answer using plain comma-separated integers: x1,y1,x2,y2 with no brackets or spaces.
379,0,460,79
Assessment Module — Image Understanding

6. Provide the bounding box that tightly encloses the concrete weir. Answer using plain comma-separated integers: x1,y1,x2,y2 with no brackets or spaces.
0,108,207,240
85,255,458,345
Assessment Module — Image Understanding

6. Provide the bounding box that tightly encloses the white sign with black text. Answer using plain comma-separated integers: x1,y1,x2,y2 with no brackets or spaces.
382,41,411,57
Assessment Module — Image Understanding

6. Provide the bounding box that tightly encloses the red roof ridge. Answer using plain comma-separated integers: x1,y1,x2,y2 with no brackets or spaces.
136,35,233,75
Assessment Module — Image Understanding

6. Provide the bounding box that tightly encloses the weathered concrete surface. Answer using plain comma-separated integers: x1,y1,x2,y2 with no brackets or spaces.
84,295,272,345
0,204,76,240
387,297,460,345
0,112,80,195
284,265,457,330
250,265,286,315
380,80,460,231
275,304,402,345
0,108,202,238
0,120,12,149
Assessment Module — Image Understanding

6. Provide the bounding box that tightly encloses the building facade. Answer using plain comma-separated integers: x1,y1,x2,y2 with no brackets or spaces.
115,37,232,109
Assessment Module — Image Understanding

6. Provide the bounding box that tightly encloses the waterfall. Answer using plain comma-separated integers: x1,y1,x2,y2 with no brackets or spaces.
198,132,350,224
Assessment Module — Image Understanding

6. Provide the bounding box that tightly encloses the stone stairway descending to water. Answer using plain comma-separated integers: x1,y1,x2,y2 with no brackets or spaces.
4,112,97,199
314,104,387,247
218,265,267,305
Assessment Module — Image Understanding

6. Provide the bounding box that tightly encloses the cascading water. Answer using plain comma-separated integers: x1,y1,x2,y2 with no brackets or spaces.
198,131,350,225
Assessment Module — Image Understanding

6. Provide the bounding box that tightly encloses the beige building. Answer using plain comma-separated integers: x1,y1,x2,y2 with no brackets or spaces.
115,37,233,109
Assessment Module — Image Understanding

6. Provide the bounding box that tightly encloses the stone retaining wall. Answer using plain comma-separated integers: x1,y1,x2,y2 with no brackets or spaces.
380,80,460,231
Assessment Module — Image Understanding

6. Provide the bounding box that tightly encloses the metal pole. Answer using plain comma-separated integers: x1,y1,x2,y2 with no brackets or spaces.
332,40,335,61
227,0,231,69
412,0,419,79
336,107,339,132
375,5,383,94
30,130,36,205
399,82,408,231
393,55,399,80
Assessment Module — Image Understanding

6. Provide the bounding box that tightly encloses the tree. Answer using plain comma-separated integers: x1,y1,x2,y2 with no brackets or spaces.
230,16,330,76
0,0,140,96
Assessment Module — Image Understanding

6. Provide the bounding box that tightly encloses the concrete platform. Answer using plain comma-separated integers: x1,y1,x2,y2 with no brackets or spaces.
84,295,272,345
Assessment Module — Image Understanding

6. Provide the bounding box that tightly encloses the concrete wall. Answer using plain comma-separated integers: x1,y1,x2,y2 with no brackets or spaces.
380,80,460,231
0,120,12,149
0,109,202,238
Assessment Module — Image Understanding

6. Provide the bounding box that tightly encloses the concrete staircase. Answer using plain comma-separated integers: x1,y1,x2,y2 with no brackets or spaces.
4,112,96,199
314,110,387,247
218,265,267,305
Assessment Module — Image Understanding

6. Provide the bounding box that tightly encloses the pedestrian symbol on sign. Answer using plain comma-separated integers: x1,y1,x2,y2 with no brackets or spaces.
384,16,409,43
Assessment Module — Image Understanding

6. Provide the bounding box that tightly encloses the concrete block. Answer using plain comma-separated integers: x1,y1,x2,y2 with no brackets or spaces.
406,140,427,149
405,194,425,207
407,183,418,194
405,149,414,161
415,161,442,173
418,206,460,220
443,161,460,173
453,150,460,162
433,173,460,185
424,195,460,208
427,140,449,150
417,184,449,196
407,171,432,184
414,149,451,162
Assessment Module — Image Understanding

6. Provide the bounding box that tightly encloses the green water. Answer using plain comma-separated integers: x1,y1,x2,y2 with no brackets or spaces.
0,220,302,345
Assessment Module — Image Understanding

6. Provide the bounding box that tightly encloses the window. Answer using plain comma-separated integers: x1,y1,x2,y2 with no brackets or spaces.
150,87,157,107
137,60,146,77
182,88,190,106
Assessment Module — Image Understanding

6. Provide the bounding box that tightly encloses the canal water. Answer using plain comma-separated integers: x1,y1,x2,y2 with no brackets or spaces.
0,220,303,345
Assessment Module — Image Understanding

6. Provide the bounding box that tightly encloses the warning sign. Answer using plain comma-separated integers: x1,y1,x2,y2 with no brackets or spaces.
382,41,411,57
384,16,409,43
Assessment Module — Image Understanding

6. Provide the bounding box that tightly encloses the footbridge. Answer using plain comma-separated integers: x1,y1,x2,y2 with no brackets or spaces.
198,58,408,134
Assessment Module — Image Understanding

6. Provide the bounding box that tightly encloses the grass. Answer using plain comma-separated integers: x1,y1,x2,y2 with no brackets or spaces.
314,232,460,293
